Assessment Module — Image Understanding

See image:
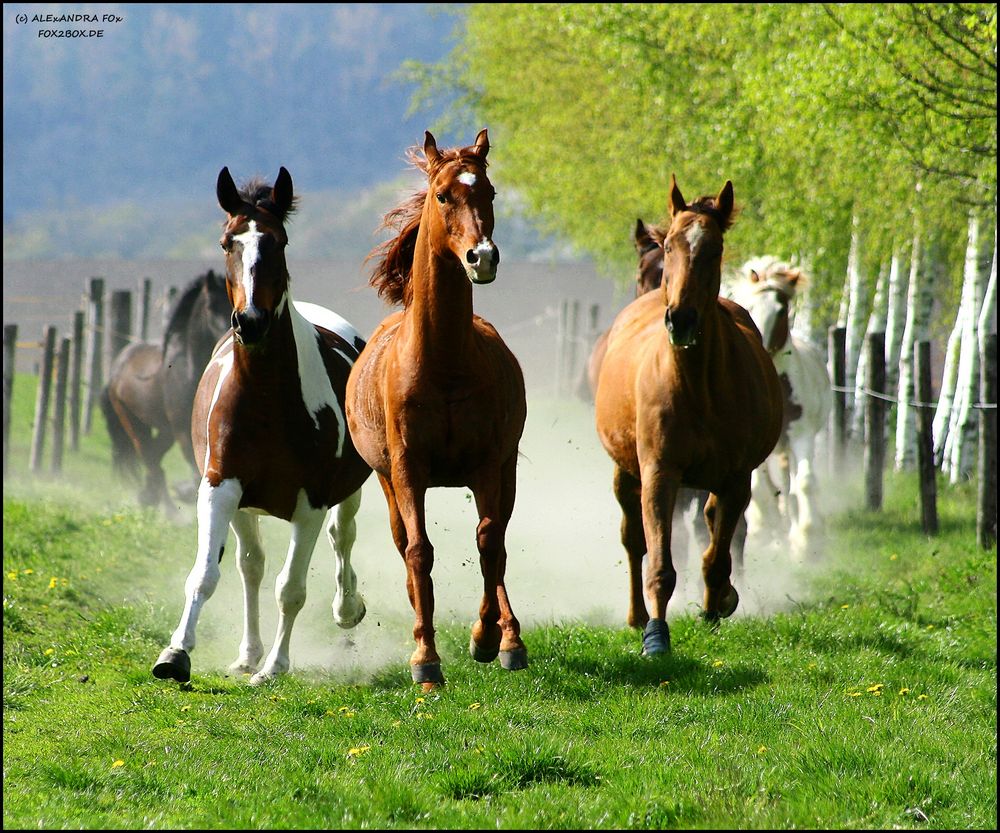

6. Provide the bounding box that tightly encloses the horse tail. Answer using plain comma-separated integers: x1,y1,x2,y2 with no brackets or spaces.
99,386,140,482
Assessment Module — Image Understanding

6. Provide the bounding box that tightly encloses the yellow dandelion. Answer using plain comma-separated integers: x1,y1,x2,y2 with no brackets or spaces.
899,687,910,696
757,745,767,754
22,568,34,575
866,684,884,693
917,694,929,701
468,702,482,710
6,571,17,581
807,662,817,670
847,691,862,697
341,710,355,718
712,660,724,668
111,760,125,769
180,705,191,712
347,745,371,757
44,648,55,656
415,696,425,704
659,680,671,687
925,624,934,630
840,604,850,609
48,577,59,590
391,720,401,727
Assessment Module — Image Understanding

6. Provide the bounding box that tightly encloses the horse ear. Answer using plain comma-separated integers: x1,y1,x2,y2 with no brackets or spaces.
786,268,804,289
668,174,687,218
272,167,293,216
424,131,441,167
634,218,652,252
716,180,734,225
473,128,490,159
749,269,761,283
217,167,244,216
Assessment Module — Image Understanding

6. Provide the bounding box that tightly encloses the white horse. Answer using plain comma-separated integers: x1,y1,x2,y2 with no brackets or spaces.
730,257,832,561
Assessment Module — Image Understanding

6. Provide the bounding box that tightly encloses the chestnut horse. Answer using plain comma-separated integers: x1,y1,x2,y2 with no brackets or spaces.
731,259,832,560
346,129,527,689
594,176,782,655
153,167,371,685
101,269,231,510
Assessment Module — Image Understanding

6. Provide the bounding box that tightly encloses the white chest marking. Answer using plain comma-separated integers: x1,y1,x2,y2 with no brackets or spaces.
289,300,346,457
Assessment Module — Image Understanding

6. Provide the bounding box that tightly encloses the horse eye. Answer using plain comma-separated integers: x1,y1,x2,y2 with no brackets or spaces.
436,193,447,204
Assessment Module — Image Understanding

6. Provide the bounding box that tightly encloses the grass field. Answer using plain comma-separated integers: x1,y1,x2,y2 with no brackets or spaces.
3,372,997,829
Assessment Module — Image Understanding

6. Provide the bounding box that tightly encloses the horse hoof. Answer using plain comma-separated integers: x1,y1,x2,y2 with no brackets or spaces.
641,619,671,656
719,586,739,618
469,633,500,664
411,662,445,686
152,647,191,683
228,659,258,675
334,596,366,629
499,647,528,671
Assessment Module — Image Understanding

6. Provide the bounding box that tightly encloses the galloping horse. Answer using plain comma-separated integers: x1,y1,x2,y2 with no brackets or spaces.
730,258,832,560
346,129,527,689
594,176,783,655
153,167,371,685
101,269,230,510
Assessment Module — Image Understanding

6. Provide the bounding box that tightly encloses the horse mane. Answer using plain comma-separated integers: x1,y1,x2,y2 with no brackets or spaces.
162,269,225,357
238,177,298,222
366,143,489,306
687,194,739,232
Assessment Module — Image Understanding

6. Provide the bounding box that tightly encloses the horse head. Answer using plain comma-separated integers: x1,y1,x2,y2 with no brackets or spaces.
633,218,665,298
742,260,806,355
422,129,499,285
659,175,735,348
216,166,295,346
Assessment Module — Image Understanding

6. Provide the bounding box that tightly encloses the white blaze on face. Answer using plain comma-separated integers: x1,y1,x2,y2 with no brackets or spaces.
685,221,706,258
234,221,264,312
457,171,477,187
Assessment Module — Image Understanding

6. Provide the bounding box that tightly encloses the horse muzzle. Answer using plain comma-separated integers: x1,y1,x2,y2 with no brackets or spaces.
465,241,499,285
664,307,699,348
232,308,272,346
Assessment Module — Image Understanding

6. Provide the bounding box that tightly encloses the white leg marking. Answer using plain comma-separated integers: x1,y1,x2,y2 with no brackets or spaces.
229,510,266,674
169,477,243,654
330,488,365,628
251,489,326,684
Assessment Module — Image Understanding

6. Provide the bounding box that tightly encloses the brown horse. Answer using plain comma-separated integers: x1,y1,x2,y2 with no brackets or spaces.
594,176,782,655
101,269,231,510
346,129,528,689
153,167,372,685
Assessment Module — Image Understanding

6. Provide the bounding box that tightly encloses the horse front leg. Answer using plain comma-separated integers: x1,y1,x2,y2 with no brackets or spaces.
228,509,265,675
251,492,326,685
153,477,242,682
788,431,822,563
701,478,751,622
612,465,648,629
383,466,442,689
329,488,366,628
638,465,680,655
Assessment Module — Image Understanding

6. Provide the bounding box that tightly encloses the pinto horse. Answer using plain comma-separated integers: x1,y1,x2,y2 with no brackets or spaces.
101,269,231,510
153,167,371,685
594,176,782,655
731,258,832,560
346,129,527,689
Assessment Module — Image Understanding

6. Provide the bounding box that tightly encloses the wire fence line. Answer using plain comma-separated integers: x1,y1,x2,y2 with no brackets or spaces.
831,384,997,411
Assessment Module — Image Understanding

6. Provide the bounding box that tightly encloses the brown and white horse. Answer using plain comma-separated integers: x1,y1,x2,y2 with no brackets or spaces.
152,167,371,685
594,176,783,655
730,258,832,560
346,129,528,689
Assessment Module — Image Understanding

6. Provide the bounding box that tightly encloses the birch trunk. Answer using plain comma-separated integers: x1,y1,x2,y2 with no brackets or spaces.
844,218,868,432
884,249,907,394
852,260,888,438
945,215,985,482
895,234,934,470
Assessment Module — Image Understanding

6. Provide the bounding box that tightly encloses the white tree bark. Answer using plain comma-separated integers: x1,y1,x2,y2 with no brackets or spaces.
883,249,908,394
844,217,868,430
895,233,934,470
945,215,985,482
852,259,888,438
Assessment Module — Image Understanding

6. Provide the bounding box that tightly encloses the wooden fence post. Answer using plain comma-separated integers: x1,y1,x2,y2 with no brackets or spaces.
565,299,581,396
139,277,152,342
978,332,997,549
3,324,17,476
109,289,133,365
82,277,105,434
30,326,57,473
828,326,847,472
70,310,84,452
163,285,179,329
914,340,938,534
864,332,886,511
51,337,71,474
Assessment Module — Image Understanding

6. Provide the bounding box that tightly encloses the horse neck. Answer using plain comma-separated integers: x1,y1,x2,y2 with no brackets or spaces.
404,213,475,359
230,293,296,377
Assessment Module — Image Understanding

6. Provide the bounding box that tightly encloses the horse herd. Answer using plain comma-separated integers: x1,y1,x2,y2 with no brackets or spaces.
100,130,831,690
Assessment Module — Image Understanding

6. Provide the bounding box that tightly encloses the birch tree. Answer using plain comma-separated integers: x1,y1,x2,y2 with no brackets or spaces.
883,248,908,394
852,259,889,439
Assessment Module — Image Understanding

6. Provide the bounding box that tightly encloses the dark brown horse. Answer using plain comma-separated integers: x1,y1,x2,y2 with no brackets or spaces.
101,269,231,510
153,167,371,685
594,176,782,655
346,129,528,689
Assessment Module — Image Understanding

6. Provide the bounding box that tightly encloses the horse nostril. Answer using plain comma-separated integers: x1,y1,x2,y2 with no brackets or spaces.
466,249,479,265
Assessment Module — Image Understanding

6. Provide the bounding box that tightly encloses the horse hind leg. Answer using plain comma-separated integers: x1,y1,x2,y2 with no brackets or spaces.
251,493,326,685
613,466,648,629
329,489,366,629
228,509,266,675
701,481,750,623
494,455,527,671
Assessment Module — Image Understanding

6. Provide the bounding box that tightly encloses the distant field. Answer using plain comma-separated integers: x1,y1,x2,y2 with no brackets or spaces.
3,372,996,829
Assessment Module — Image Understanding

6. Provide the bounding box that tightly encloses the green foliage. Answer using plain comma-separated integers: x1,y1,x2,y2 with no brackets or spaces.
410,3,997,322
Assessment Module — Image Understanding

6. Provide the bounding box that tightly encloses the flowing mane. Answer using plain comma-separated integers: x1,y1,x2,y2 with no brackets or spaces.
366,143,490,306
161,270,224,356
